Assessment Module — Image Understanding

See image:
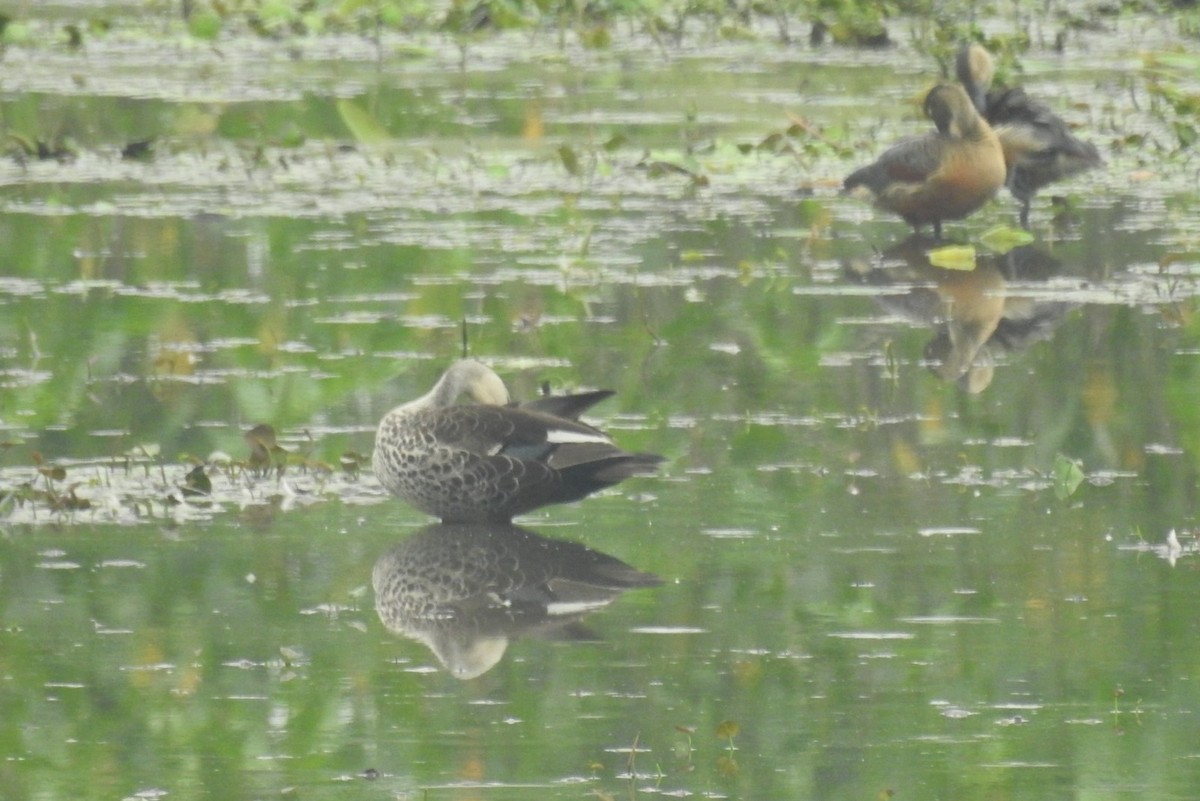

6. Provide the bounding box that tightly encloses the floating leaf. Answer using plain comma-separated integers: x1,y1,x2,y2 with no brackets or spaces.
715,719,739,739
8,132,36,156
1,19,32,44
578,23,610,49
558,144,580,177
980,225,1035,254
1052,454,1084,500
37,465,67,482
1148,52,1200,71
187,10,222,40
602,133,628,152
376,3,406,27
181,465,212,497
640,158,700,180
673,737,692,761
927,244,977,271
336,100,391,147
274,123,305,149
121,138,155,160
1173,121,1197,150
259,0,300,27
62,23,83,49
757,132,786,152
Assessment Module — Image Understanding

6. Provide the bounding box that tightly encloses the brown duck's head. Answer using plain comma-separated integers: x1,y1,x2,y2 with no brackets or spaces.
955,43,995,112
924,83,986,140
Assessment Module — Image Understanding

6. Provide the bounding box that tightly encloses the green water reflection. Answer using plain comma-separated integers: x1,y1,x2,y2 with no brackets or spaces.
3,489,1199,800
3,4,1200,801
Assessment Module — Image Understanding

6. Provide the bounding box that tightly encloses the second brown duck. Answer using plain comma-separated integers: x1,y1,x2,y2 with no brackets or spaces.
843,83,1007,239
956,43,1103,228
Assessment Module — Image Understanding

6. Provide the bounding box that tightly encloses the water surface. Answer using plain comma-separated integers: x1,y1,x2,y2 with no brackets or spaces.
2,5,1200,800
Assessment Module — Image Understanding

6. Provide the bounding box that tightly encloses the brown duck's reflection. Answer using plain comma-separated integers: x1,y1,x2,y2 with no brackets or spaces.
848,234,1073,394
372,523,661,680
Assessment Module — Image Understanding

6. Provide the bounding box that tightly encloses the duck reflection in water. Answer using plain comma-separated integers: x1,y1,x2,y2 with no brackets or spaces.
847,234,1074,393
373,523,661,679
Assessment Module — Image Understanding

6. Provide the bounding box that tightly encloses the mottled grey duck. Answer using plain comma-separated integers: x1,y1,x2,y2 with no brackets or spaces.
956,43,1102,228
373,359,664,523
843,83,1006,239
373,522,662,679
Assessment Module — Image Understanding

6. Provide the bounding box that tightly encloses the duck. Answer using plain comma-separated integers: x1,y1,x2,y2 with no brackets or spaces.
843,83,1007,239
372,359,664,523
956,42,1103,228
373,523,662,679
847,234,1072,393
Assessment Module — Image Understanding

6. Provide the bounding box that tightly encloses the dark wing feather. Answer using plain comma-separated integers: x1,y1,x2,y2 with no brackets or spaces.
986,88,1102,171
520,390,614,420
986,88,1061,131
844,133,944,194
422,406,522,455
426,405,615,463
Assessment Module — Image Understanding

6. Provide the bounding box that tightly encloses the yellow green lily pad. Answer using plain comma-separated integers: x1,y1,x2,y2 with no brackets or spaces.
980,225,1035,254
337,100,391,147
927,244,977,271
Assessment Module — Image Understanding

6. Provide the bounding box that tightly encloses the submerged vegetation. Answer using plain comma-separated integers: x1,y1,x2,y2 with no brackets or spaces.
0,0,1189,49
0,0,1194,177
0,427,375,525
1,0,1196,175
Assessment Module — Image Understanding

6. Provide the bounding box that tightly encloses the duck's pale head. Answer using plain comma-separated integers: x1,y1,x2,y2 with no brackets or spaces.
415,359,511,410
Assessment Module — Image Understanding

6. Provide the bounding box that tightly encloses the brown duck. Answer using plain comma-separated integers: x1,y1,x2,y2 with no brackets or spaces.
956,43,1103,228
844,83,1007,239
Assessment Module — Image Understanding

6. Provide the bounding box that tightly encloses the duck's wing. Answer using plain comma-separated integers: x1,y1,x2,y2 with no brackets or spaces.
519,389,615,420
986,88,1060,130
844,133,944,194
987,88,1102,165
425,405,604,459
395,404,662,520
429,405,661,473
